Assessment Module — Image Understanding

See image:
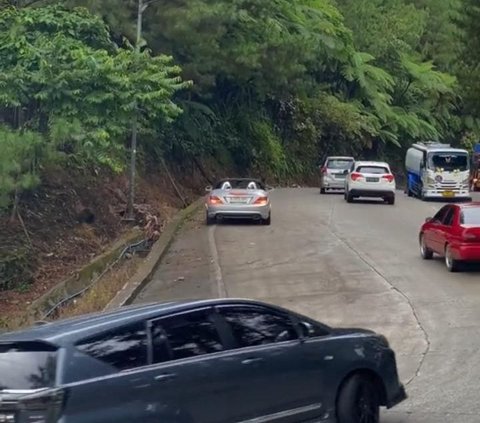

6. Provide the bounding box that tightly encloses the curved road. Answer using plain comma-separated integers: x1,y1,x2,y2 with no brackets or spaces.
135,189,480,422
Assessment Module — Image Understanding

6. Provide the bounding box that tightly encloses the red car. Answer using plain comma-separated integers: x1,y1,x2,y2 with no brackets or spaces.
420,203,480,272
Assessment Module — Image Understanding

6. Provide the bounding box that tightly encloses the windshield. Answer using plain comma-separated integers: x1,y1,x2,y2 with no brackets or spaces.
460,208,480,225
428,153,469,172
0,343,57,390
214,180,265,190
326,159,353,170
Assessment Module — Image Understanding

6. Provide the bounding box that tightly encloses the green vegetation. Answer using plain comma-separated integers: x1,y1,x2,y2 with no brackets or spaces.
0,0,479,207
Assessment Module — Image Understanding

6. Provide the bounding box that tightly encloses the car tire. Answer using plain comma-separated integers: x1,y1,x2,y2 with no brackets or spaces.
420,234,433,260
206,213,215,226
262,213,271,225
346,192,354,203
337,374,380,423
320,188,326,194
445,245,460,272
387,195,395,205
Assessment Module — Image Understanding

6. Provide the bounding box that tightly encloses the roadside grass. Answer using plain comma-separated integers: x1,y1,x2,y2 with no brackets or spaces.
55,255,143,320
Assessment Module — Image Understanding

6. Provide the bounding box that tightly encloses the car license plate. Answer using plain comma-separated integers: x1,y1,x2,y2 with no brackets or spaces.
366,177,379,182
442,191,455,198
334,174,345,179
229,197,247,203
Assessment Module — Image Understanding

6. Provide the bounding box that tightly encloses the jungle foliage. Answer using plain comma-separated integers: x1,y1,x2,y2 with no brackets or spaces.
0,0,478,207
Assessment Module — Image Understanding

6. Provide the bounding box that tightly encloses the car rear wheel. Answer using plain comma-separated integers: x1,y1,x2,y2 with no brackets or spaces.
262,213,271,225
206,213,216,226
320,187,326,194
420,235,433,260
386,195,395,205
337,374,380,423
445,245,460,272
346,192,354,203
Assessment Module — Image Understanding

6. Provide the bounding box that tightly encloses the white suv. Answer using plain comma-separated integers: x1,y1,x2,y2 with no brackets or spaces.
345,161,396,205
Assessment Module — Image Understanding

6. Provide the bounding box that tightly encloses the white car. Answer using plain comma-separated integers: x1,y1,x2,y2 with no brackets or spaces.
344,161,396,205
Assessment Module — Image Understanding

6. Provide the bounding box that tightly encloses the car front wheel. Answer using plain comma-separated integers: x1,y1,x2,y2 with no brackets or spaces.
337,374,380,423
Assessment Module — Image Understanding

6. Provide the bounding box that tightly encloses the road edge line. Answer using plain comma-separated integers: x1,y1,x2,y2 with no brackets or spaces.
104,198,204,311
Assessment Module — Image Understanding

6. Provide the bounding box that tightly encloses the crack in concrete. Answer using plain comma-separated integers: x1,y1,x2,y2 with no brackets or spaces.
327,201,430,386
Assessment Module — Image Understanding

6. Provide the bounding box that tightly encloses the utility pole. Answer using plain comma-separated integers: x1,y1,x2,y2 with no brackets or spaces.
127,0,147,221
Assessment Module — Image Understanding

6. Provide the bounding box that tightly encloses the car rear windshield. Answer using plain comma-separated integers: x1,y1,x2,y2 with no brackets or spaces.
460,208,480,225
356,166,389,174
0,342,57,390
326,159,353,170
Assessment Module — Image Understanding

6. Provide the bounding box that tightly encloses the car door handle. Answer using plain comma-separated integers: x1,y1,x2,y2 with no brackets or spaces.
154,373,177,382
241,357,264,365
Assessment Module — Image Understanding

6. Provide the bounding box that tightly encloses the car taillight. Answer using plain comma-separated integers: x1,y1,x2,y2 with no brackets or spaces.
350,172,363,181
208,195,223,205
462,231,478,241
253,196,268,205
382,174,395,183
320,167,327,174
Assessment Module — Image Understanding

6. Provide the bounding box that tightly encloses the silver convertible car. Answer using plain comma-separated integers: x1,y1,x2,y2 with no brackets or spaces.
205,178,272,225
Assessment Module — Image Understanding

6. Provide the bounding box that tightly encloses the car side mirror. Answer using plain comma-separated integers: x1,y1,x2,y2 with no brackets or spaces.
298,321,315,340
205,185,212,192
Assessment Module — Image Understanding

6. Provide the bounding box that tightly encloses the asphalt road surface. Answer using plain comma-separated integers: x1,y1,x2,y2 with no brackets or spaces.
134,188,480,422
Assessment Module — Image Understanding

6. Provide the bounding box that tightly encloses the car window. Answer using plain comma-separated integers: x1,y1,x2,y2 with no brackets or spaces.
151,310,224,363
0,342,57,390
356,166,389,174
326,159,353,170
76,322,148,371
219,306,298,348
433,206,448,223
442,207,455,226
460,208,480,225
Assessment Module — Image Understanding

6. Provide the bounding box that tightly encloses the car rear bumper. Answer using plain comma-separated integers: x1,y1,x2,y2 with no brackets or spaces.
206,204,270,220
452,243,480,261
322,179,346,189
349,189,395,198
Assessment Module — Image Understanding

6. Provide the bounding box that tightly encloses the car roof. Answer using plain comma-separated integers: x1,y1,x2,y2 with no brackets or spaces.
354,161,390,167
0,299,297,347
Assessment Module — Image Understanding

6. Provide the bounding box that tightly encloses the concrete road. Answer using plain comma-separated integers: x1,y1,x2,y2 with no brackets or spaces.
135,189,480,422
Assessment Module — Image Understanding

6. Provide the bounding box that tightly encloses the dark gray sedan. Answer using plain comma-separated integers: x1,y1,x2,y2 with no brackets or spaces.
0,299,406,423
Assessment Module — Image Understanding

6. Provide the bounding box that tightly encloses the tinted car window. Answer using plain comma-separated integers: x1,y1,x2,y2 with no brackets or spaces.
460,208,480,225
76,323,147,371
219,307,298,348
442,207,455,226
356,166,389,174
0,342,57,390
151,310,224,363
326,159,353,170
433,206,448,222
